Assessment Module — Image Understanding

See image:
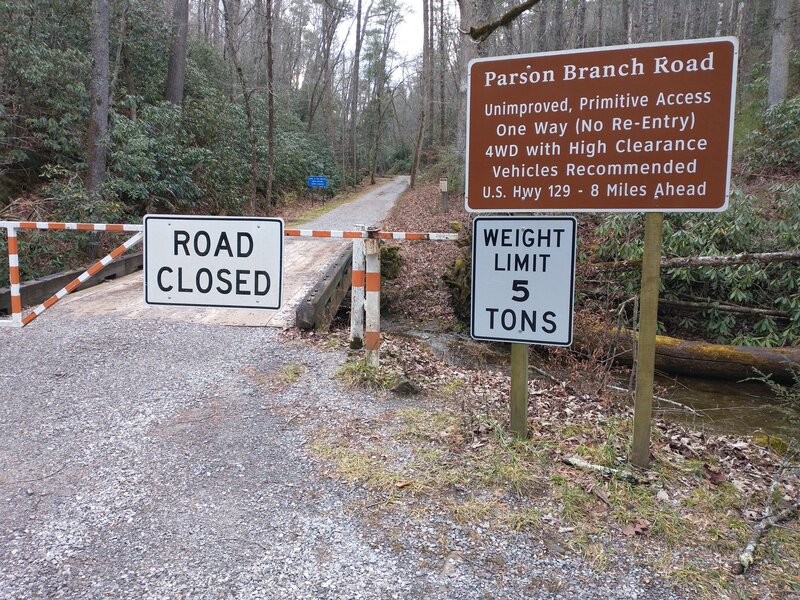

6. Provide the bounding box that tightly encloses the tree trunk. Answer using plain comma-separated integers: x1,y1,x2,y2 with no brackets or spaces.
596,0,604,46
552,0,563,49
422,0,431,149
266,0,275,205
165,0,189,103
109,0,129,102
427,0,435,148
456,0,477,159
537,1,548,51
223,0,258,212
439,0,445,146
87,0,110,199
409,109,425,189
767,0,790,107
578,0,587,47
350,0,363,187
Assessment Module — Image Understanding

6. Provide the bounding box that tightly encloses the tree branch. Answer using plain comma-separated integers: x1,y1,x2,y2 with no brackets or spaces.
466,0,545,43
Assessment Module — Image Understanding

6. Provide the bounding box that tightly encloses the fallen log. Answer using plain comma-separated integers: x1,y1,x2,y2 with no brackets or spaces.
590,250,800,273
574,327,800,385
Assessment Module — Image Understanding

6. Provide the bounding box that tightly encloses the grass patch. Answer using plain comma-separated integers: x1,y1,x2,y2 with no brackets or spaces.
311,399,800,598
282,364,304,384
335,359,401,391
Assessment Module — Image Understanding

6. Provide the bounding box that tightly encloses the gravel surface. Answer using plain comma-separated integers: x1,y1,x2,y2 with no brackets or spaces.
0,177,684,598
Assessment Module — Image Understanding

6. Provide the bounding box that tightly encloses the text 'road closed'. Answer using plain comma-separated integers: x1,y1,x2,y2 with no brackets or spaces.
144,216,283,310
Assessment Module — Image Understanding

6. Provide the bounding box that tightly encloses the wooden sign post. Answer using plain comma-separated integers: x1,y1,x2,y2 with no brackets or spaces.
465,39,738,457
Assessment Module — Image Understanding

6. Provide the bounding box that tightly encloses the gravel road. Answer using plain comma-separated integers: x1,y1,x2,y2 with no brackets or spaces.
0,178,684,598
302,176,409,231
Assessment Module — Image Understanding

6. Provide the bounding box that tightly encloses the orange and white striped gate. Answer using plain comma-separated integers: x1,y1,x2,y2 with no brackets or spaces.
1,220,458,364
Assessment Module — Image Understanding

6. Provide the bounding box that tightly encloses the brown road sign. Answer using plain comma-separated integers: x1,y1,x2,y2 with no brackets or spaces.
465,38,738,212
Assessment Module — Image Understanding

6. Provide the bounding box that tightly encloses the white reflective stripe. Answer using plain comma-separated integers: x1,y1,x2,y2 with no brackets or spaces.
300,230,313,237
10,284,20,295
56,288,68,299
65,223,78,230
78,272,91,283
100,255,113,266
0,319,24,328
330,231,344,238
123,224,143,231
7,227,17,238
428,233,458,241
34,305,46,315
8,255,18,267
392,232,404,239
124,232,143,248
95,224,107,231
36,222,48,229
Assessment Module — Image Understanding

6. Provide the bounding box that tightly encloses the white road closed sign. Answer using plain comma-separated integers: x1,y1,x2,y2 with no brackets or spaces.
471,216,576,345
144,215,283,309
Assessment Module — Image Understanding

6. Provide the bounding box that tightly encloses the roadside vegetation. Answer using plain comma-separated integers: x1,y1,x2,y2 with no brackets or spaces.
314,328,800,598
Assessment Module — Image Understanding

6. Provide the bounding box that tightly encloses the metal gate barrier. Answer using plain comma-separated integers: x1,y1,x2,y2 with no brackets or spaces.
1,220,457,363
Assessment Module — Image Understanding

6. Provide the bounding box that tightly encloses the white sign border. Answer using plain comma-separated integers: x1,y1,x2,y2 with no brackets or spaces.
143,214,284,310
464,36,739,213
470,215,577,346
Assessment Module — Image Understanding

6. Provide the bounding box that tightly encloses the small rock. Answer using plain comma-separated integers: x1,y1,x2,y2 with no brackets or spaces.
391,377,421,396
440,551,461,577
544,539,567,556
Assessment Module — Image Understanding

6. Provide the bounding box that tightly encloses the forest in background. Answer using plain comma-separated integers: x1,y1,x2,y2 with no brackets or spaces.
1,0,799,346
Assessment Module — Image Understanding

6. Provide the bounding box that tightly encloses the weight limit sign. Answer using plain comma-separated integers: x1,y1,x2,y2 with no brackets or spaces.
470,216,576,346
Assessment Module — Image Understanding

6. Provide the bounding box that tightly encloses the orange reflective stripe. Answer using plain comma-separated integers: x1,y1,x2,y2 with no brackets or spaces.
19,222,36,229
365,331,381,350
49,223,65,230
65,280,81,293
87,262,104,277
11,296,22,313
351,269,365,286
9,265,19,283
7,236,18,254
106,224,125,231
365,272,380,292
76,223,95,231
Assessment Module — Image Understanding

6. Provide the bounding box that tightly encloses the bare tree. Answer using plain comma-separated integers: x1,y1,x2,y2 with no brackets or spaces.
87,0,110,198
222,0,259,212
165,0,189,103
264,0,275,205
767,0,791,107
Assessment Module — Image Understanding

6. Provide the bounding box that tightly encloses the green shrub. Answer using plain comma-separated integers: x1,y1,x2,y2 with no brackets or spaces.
743,97,800,173
594,186,800,346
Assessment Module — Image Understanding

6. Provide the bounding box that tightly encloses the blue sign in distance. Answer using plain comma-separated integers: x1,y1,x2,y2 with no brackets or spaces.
307,176,328,188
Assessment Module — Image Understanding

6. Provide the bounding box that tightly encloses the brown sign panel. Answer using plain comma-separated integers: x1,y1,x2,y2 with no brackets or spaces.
465,38,738,212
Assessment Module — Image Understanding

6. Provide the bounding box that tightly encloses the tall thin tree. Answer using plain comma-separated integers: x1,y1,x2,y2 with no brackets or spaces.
165,0,189,103
87,0,110,198
767,0,791,107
